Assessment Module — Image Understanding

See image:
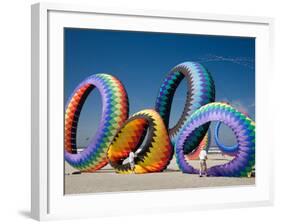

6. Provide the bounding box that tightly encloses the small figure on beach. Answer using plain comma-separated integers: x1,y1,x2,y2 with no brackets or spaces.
199,149,208,177
129,151,136,173
128,148,143,173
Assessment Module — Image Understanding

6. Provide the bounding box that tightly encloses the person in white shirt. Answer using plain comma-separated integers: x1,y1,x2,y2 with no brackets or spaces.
129,151,136,173
199,149,208,177
128,148,143,173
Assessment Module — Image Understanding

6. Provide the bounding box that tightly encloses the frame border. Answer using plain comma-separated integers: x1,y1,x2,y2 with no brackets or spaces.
31,2,275,220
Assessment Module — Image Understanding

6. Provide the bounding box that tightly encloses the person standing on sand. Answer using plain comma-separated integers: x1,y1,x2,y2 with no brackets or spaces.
129,151,136,173
199,149,208,177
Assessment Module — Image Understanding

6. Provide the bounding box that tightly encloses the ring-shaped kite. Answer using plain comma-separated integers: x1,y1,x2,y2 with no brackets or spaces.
175,102,255,177
64,74,129,172
107,109,172,174
155,62,215,155
186,129,210,160
214,122,238,156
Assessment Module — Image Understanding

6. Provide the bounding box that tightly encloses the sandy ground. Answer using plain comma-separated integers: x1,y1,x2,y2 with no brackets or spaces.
64,153,255,194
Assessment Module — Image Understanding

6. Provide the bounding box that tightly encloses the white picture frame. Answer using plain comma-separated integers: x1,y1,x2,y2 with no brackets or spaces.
31,2,275,221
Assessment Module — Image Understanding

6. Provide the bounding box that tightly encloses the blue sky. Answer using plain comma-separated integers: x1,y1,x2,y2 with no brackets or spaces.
64,28,255,148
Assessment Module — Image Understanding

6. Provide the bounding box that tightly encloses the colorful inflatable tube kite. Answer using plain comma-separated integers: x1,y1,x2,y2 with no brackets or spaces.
155,62,215,155
64,74,129,172
175,102,255,177
107,109,172,174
